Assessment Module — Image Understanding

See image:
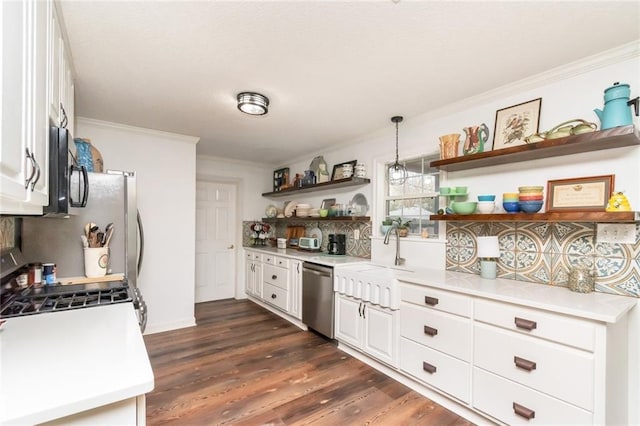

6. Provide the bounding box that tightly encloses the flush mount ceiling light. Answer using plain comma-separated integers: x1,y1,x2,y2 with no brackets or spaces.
388,115,407,185
237,92,269,116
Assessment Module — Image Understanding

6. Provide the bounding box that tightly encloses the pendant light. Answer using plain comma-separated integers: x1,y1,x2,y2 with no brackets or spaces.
237,92,269,115
388,115,407,185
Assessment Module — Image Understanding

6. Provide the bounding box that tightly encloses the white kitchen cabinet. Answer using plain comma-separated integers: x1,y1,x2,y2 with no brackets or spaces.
244,251,262,298
288,259,302,320
262,260,289,312
394,273,635,426
48,1,74,134
0,0,50,214
398,283,472,403
472,298,622,425
335,293,397,367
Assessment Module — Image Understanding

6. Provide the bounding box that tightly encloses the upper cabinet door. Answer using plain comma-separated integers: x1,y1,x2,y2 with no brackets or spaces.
0,0,31,202
48,3,61,125
1,0,57,214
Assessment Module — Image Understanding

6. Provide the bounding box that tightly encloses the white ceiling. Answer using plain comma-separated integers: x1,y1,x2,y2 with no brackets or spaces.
60,1,640,165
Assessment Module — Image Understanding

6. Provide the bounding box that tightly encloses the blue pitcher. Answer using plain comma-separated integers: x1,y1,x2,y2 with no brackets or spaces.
594,82,639,129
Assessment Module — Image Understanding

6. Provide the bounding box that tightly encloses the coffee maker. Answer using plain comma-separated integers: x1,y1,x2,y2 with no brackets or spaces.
327,234,346,255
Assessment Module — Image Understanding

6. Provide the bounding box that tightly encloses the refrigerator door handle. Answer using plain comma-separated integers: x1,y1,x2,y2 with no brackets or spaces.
137,210,145,276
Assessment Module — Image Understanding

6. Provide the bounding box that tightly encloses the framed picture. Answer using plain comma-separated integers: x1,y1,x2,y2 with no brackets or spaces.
546,175,615,212
492,98,542,150
331,160,357,180
273,167,289,192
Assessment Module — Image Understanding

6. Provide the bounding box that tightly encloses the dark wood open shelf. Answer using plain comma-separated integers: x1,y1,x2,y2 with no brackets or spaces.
430,211,639,223
263,216,370,223
430,125,640,172
262,177,370,197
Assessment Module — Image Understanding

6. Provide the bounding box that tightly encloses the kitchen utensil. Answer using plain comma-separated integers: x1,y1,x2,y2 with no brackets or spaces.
594,82,639,129
104,224,115,247
81,235,89,248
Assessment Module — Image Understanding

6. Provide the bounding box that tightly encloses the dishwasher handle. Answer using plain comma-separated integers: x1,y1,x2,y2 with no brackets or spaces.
302,262,333,277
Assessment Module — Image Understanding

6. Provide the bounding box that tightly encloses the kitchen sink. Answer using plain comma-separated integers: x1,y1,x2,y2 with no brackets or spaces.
333,263,411,309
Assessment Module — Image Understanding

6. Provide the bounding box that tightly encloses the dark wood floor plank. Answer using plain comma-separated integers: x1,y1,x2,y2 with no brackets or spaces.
144,299,475,426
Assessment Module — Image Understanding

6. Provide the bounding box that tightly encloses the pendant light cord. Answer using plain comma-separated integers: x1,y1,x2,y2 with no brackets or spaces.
395,120,400,165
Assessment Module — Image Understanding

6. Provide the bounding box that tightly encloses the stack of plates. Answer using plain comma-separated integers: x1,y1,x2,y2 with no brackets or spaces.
296,203,311,217
309,208,320,217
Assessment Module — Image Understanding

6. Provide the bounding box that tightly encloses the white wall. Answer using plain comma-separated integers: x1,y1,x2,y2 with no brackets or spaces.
76,118,199,334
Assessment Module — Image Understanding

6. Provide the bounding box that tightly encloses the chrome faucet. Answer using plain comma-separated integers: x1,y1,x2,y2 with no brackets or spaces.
383,226,405,266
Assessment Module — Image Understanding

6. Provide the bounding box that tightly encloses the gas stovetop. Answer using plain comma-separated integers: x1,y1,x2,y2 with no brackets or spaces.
0,280,133,319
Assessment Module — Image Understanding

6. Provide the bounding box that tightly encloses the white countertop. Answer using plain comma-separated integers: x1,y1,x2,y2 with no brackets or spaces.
0,303,154,425
397,268,638,324
245,246,371,267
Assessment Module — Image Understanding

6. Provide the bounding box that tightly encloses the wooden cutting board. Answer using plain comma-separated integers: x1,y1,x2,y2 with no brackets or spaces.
58,273,125,285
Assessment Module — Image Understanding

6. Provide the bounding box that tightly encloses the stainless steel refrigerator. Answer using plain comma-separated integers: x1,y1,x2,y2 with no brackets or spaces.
21,171,144,288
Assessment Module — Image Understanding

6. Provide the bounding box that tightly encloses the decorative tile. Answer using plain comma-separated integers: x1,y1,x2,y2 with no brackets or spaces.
595,265,640,297
497,250,516,279
551,223,595,255
446,222,461,246
458,246,477,274
514,251,550,284
517,222,553,253
446,245,460,271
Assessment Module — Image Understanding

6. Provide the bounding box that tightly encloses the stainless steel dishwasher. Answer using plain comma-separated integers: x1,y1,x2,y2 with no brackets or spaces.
302,262,334,339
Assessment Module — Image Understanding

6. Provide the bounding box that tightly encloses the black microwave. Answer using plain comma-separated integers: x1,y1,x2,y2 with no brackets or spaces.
43,126,88,216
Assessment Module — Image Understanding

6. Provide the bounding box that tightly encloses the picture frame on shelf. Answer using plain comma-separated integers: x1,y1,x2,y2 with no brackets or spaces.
546,174,614,212
331,160,357,180
273,167,289,192
492,98,542,150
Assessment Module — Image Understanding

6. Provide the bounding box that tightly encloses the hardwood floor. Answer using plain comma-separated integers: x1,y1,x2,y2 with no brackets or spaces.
144,299,474,425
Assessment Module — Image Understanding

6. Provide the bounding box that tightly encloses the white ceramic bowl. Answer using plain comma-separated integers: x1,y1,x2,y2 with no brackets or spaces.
477,201,495,214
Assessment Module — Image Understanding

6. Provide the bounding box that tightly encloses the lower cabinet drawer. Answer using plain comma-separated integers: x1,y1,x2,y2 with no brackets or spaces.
400,283,472,318
263,282,288,311
473,367,592,425
399,337,470,404
474,323,594,411
263,264,289,290
400,302,471,362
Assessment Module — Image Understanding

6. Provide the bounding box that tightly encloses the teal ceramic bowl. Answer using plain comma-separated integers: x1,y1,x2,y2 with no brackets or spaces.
477,194,496,202
451,201,477,214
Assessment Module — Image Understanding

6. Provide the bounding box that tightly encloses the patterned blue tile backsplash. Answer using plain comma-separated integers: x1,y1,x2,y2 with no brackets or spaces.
446,221,640,298
242,220,372,258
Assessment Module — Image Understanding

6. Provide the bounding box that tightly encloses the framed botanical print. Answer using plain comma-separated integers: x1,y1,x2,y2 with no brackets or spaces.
492,98,542,150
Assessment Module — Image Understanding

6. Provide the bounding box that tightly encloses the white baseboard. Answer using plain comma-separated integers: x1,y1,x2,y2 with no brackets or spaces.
143,317,196,335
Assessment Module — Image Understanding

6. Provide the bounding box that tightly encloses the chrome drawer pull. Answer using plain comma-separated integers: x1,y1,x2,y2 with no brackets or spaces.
422,361,437,374
423,325,438,336
424,296,439,306
513,402,535,420
514,356,537,371
514,317,537,331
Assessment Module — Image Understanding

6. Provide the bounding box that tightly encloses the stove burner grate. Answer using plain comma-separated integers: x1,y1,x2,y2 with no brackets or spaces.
0,283,132,318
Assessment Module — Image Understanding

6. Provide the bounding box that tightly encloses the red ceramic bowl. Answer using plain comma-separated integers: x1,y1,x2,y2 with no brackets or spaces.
519,194,544,201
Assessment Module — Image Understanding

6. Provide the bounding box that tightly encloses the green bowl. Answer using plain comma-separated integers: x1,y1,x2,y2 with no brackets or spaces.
451,201,477,214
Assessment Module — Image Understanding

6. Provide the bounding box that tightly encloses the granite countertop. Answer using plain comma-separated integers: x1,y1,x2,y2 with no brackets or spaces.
0,303,154,424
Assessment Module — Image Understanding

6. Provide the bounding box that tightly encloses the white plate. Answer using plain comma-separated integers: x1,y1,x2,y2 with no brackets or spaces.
350,193,369,216
308,227,323,246
284,200,298,217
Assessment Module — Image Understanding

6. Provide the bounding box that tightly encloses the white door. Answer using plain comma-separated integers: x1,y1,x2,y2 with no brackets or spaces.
195,181,237,302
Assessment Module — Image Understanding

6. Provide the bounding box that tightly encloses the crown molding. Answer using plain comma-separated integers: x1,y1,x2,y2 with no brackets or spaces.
76,117,200,145
418,40,640,122
197,153,272,169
